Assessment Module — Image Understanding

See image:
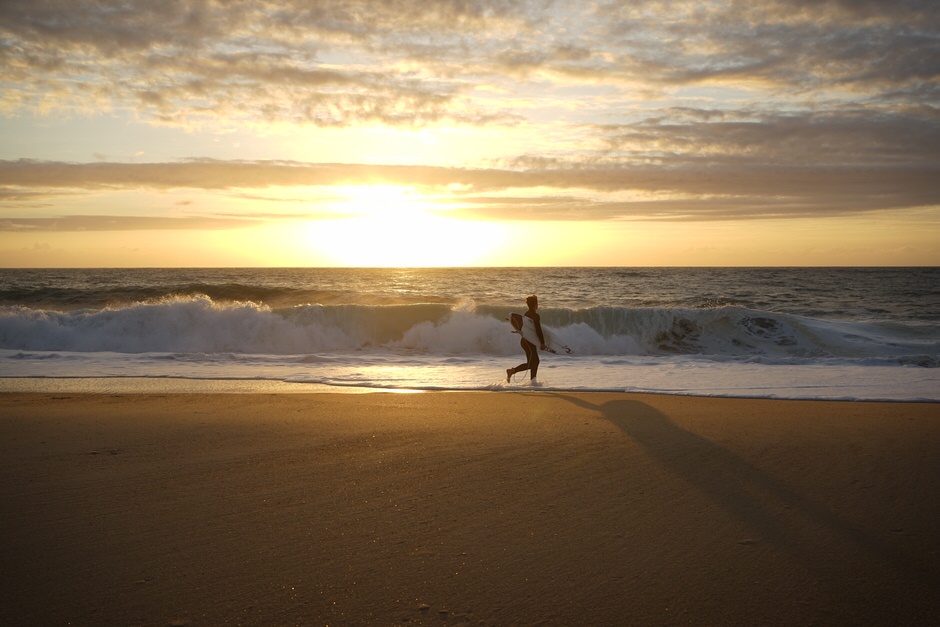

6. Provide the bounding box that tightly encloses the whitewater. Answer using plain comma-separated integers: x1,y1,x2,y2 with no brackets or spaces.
1,267,937,401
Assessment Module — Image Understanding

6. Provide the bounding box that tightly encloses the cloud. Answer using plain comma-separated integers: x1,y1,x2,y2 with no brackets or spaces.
1,156,936,224
590,1,940,93
0,2,937,226
0,215,265,232
597,108,940,166
0,0,536,126
1,0,936,128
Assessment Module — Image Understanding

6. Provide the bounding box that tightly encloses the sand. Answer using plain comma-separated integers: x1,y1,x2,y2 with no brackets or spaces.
1,391,938,626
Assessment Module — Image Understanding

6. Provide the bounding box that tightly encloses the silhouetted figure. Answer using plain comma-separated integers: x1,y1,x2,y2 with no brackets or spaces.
507,294,546,383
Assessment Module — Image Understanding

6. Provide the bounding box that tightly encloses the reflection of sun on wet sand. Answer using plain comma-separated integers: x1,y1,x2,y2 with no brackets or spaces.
1,391,938,625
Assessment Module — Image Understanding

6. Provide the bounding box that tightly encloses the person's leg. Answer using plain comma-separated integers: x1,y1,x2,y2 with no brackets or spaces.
507,339,535,381
527,341,540,380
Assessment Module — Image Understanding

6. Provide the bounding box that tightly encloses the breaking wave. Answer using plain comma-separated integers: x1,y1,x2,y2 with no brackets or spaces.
0,295,936,366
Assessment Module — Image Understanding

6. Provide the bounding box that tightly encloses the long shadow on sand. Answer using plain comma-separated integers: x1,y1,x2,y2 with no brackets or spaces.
550,393,936,587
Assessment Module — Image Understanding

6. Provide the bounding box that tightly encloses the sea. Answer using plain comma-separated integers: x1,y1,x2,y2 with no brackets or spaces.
0,267,937,401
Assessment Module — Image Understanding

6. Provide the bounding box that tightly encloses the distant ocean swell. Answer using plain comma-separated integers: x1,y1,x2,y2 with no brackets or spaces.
0,282,458,310
1,296,936,366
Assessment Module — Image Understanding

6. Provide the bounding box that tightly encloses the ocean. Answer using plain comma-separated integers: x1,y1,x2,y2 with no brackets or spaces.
1,267,937,401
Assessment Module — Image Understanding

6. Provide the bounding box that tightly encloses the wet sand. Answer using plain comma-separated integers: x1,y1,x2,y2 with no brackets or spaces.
1,391,938,625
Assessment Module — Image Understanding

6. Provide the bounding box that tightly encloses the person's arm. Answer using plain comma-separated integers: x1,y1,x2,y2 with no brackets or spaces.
532,312,546,349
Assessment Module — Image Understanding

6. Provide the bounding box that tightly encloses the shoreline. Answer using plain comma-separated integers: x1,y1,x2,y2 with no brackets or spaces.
2,391,938,624
2,376,938,402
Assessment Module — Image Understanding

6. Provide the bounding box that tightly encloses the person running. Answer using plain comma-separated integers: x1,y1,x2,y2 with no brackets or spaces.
507,294,547,383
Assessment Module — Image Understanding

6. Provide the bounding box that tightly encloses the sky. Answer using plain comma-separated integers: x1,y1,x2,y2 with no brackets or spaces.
0,0,938,267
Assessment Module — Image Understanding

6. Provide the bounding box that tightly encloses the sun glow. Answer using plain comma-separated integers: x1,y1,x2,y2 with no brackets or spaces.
306,185,507,267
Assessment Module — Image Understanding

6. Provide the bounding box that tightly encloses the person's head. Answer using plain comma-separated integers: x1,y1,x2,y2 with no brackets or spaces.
526,294,538,309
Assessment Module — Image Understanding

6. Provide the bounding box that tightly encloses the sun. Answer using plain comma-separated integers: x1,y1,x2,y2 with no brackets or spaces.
306,185,506,267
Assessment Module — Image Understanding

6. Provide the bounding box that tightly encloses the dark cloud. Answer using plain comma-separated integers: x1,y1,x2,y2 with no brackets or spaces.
2,157,936,225
593,0,940,85
597,108,940,166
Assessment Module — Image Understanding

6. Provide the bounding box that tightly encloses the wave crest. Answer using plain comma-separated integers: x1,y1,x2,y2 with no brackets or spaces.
0,297,936,365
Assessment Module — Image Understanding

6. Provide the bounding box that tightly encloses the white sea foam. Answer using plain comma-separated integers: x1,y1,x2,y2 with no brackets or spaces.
1,297,935,362
1,268,938,400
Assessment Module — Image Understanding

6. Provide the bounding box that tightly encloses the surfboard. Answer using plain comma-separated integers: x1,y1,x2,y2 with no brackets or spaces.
509,313,572,354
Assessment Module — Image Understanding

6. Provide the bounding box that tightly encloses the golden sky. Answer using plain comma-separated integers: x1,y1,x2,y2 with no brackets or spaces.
1,0,938,266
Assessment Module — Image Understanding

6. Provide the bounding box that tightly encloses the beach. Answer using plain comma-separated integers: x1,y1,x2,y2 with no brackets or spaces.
2,391,938,626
